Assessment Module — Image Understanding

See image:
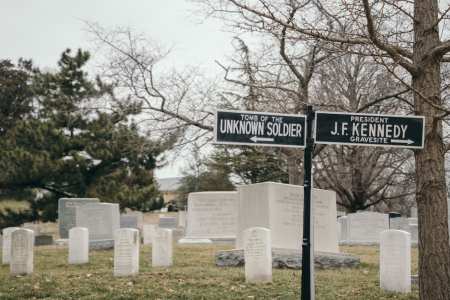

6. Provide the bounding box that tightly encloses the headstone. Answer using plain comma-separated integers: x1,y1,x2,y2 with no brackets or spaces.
410,207,417,218
347,212,389,242
337,222,342,243
58,198,99,239
380,230,411,293
152,228,173,267
159,214,165,218
34,236,52,246
2,227,20,264
114,228,139,277
10,229,34,276
236,183,339,253
244,227,272,283
69,227,89,264
143,225,156,244
388,212,401,226
410,225,418,241
172,229,185,243
23,222,41,236
179,211,187,227
120,217,138,230
186,191,237,239
338,216,348,241
336,211,346,217
160,208,168,213
76,203,120,249
120,208,145,222
158,217,179,229
408,218,418,225
390,217,418,242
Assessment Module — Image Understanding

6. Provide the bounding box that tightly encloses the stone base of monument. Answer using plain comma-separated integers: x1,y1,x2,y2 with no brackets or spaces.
55,239,69,246
215,248,360,270
89,239,114,250
340,241,418,248
179,238,213,244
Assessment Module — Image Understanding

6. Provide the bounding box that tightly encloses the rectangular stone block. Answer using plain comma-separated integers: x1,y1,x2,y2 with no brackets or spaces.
58,198,99,239
244,227,272,283
2,227,20,264
120,208,145,222
10,229,34,276
69,227,89,264
143,225,156,245
380,230,411,293
23,222,41,236
172,229,185,244
152,228,173,267
338,217,348,241
187,191,237,239
114,229,139,277
35,236,52,246
236,183,339,253
120,217,138,229
158,217,179,229
410,207,417,218
347,212,389,242
76,203,120,249
179,211,187,227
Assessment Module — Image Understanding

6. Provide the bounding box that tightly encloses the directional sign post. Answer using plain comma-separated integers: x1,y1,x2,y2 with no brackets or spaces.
315,111,425,148
214,109,306,148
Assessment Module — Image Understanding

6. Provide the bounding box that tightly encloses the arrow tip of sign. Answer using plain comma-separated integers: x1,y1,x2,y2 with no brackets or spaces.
407,139,413,145
250,136,257,142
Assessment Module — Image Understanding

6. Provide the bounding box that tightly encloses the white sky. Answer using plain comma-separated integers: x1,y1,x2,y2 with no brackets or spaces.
0,0,237,179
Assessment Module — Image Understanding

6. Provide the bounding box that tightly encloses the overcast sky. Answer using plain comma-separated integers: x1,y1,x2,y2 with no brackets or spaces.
0,0,237,178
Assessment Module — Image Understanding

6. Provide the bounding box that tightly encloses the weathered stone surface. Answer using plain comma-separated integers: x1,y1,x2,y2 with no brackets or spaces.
172,229,185,244
69,227,89,264
380,230,411,293
120,217,138,229
244,227,272,283
410,207,417,218
338,217,348,241
152,228,173,267
114,228,139,277
158,217,179,229
187,191,237,239
347,212,389,242
58,198,99,239
143,225,156,245
10,229,34,276
23,222,41,236
35,236,52,246
120,208,145,222
236,183,339,253
179,211,187,227
215,248,360,270
2,227,20,264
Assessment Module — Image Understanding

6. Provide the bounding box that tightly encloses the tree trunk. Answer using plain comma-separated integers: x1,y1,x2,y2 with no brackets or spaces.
414,0,450,298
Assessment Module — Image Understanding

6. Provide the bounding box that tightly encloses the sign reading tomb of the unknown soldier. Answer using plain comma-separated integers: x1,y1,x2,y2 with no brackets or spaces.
214,109,306,148
315,112,425,148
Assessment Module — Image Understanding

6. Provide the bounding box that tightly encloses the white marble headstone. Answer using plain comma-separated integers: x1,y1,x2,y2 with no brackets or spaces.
380,230,411,293
120,208,145,222
187,192,237,239
69,227,89,264
179,211,187,227
410,207,417,218
2,227,20,265
143,225,156,245
10,229,34,276
114,229,139,277
23,222,41,236
152,228,173,267
347,212,389,242
236,183,339,253
244,227,272,283
338,217,348,241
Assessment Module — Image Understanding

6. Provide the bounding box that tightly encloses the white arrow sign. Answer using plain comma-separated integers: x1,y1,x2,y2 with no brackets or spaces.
391,139,414,145
250,136,274,143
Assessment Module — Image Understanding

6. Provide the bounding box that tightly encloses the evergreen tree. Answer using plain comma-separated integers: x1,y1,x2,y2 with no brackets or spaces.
0,49,164,228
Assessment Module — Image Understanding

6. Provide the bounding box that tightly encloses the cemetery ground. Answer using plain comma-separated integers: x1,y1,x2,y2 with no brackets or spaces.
0,223,419,299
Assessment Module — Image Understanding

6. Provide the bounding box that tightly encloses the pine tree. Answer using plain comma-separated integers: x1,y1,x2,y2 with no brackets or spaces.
0,49,164,228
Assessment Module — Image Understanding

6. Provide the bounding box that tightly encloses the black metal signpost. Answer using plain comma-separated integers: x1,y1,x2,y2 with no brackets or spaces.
213,107,425,300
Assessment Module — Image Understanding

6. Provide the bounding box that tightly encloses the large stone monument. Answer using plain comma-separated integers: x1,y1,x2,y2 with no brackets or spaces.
114,229,139,277
342,211,389,246
380,230,411,293
76,203,120,250
10,229,34,276
182,191,237,244
244,227,272,283
152,228,173,267
2,227,20,265
69,227,89,264
216,183,359,270
57,198,99,245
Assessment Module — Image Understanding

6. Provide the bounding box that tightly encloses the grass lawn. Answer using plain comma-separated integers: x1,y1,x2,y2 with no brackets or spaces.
0,243,419,299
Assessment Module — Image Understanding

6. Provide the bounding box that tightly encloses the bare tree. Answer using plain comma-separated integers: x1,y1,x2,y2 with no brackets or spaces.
190,0,450,297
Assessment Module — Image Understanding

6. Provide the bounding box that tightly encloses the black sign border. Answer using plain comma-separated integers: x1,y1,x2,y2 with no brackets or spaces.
314,111,425,149
213,109,307,148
